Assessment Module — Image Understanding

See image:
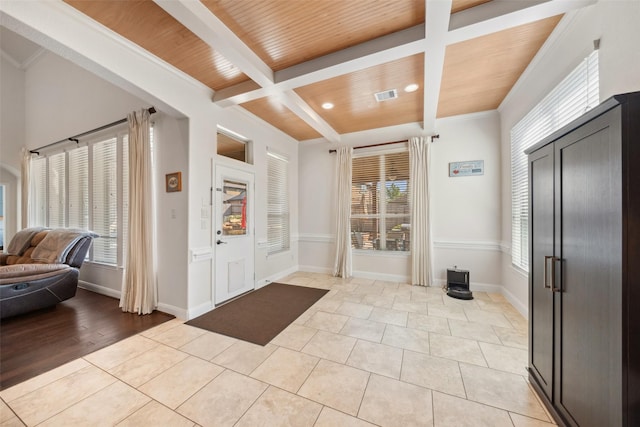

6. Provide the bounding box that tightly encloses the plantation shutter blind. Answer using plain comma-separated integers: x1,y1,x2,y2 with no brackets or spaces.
92,137,118,264
31,157,47,226
47,152,66,228
511,51,599,271
27,123,144,266
351,150,410,251
267,151,289,254
68,146,89,229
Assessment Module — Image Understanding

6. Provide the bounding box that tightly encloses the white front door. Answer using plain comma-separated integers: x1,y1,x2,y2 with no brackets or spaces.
214,164,255,305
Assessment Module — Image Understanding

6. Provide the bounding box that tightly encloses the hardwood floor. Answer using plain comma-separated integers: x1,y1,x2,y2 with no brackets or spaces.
0,288,174,390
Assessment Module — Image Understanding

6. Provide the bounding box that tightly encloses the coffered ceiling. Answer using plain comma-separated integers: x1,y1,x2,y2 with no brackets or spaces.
61,0,594,143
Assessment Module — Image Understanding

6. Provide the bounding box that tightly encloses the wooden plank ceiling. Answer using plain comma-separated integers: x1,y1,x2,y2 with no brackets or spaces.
64,0,573,143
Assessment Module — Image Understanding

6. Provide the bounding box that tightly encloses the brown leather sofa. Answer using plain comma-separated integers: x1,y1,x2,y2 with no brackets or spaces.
0,227,97,319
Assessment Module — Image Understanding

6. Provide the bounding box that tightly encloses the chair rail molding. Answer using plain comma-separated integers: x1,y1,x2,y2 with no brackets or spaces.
298,233,502,253
433,239,502,252
297,233,335,243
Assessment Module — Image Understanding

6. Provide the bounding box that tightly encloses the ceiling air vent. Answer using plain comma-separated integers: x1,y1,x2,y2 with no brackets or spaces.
374,89,398,102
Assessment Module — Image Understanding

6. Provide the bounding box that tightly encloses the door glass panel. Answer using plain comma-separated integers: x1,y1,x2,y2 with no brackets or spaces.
222,180,247,236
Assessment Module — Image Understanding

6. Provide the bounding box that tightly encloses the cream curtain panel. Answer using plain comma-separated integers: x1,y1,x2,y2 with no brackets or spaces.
120,109,157,314
20,147,31,228
333,146,353,278
409,137,433,286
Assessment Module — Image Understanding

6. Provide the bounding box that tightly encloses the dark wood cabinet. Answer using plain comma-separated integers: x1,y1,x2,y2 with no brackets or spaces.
526,91,640,427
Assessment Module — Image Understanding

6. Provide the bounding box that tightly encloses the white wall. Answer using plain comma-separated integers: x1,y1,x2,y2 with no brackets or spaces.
154,114,190,311
21,50,191,313
299,112,502,289
431,112,502,289
0,168,18,247
1,58,25,170
0,58,25,242
8,0,636,319
498,0,640,314
216,106,300,287
1,1,300,318
24,53,149,149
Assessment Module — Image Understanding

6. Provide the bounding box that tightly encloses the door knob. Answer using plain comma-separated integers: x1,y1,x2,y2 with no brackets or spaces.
216,240,227,245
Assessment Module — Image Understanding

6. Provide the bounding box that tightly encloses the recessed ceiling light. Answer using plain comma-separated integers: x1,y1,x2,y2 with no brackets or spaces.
322,102,334,110
405,83,419,93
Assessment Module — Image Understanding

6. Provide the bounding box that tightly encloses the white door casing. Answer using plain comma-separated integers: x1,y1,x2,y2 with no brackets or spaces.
214,163,255,304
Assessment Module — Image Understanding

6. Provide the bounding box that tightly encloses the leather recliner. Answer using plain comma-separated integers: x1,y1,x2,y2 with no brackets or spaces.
0,227,97,319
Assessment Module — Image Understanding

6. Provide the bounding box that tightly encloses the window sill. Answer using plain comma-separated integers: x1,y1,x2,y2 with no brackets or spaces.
352,249,410,258
84,261,122,270
266,249,291,259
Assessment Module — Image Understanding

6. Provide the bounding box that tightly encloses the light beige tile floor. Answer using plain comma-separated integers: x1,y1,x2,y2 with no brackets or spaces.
0,272,556,426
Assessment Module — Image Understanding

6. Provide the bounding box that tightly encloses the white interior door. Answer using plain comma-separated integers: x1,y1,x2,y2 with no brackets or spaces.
214,164,255,304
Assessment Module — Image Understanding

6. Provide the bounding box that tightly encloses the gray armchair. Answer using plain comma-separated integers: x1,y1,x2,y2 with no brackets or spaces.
0,227,97,319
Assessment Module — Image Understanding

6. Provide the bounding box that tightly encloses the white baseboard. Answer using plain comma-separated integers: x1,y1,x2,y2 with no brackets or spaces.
157,303,189,320
187,301,213,320
298,265,410,283
256,265,300,289
433,278,503,294
79,280,191,320
434,278,528,317
502,286,528,317
353,270,409,283
297,265,332,275
79,280,120,299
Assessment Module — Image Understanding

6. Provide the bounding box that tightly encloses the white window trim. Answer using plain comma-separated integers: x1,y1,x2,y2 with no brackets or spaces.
29,123,132,267
510,50,599,272
351,146,410,253
266,149,290,256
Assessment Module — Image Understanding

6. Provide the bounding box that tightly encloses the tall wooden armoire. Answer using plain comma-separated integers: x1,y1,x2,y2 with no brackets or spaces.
526,91,640,426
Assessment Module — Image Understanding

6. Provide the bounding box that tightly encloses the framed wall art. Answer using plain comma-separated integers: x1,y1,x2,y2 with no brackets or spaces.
166,172,182,192
449,160,484,177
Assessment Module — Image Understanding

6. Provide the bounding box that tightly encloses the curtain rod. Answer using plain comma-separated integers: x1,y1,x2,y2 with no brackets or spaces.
30,107,156,155
328,135,439,153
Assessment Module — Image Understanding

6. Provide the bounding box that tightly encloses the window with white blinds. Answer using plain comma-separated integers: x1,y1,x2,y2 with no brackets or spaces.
92,138,118,265
351,149,410,252
68,146,88,230
30,157,47,226
267,150,290,254
28,123,151,267
511,50,599,271
47,152,66,228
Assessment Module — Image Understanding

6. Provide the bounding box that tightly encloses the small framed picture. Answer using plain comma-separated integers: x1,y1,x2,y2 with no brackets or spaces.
449,160,484,177
166,172,182,192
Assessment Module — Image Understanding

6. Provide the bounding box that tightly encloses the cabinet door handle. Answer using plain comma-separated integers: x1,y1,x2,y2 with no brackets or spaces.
551,257,561,293
543,256,553,289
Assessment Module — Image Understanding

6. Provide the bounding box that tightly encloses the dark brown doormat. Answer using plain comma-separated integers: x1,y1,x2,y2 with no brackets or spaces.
186,282,329,346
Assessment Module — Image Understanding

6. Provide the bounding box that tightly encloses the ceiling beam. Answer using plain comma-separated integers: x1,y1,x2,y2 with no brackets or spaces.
422,0,452,134
153,0,273,88
278,91,341,143
153,0,341,142
447,0,597,44
160,0,596,141
214,24,426,106
215,0,594,112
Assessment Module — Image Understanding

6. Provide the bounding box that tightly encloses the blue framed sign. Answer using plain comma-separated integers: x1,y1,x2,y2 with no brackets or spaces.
449,160,484,177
